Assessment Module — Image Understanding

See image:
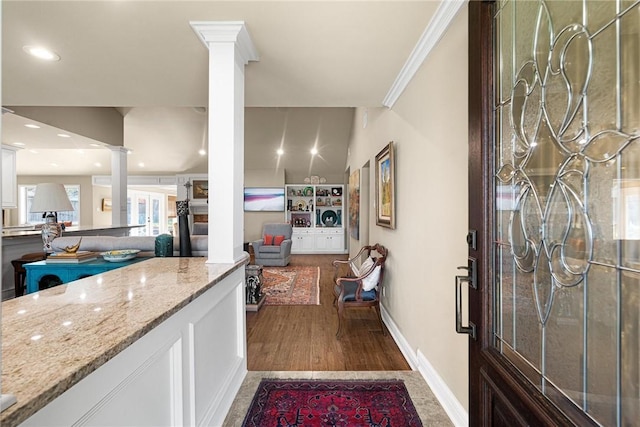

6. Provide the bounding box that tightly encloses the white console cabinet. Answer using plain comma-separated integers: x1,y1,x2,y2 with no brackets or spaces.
291,228,315,252
286,184,346,254
315,228,345,251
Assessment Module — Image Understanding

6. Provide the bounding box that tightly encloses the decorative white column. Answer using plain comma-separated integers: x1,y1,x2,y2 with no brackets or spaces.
191,22,258,264
109,146,128,227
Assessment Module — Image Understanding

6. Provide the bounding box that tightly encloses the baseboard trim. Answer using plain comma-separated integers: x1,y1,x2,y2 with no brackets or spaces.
380,304,418,370
380,305,468,427
202,359,247,426
416,349,469,427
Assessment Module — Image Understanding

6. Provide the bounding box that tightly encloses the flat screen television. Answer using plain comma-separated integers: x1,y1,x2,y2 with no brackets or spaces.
243,187,285,212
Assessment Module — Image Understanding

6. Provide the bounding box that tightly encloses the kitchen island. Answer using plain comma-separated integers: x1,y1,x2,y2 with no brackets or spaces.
1,255,248,426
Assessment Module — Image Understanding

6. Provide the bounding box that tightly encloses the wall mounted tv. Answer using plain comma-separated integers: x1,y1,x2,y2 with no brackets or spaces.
243,187,285,212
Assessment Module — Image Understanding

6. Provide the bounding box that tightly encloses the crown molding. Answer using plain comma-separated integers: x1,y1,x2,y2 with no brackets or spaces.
190,21,259,65
382,0,466,108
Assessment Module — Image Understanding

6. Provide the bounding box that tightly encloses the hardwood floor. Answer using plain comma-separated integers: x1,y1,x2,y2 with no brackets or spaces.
246,254,411,371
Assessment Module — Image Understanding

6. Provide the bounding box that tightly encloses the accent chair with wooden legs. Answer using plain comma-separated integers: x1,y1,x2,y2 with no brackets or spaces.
332,244,387,338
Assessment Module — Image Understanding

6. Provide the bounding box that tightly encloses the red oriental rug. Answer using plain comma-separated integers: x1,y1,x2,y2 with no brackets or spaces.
241,379,423,427
261,266,320,306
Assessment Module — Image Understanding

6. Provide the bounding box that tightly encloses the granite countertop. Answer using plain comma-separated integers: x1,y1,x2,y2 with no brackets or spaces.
0,255,248,426
1,224,143,239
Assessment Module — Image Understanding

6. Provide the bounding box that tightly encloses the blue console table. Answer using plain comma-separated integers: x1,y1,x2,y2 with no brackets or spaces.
24,257,149,294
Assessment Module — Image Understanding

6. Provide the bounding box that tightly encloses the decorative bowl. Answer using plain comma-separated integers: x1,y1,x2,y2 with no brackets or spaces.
101,249,141,262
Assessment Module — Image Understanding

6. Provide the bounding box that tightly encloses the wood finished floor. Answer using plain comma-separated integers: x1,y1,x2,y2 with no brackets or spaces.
246,254,411,371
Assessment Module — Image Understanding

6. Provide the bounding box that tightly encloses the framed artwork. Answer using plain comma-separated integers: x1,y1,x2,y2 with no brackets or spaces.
192,180,208,199
101,198,112,212
375,141,395,229
349,169,360,240
193,214,208,223
243,187,285,211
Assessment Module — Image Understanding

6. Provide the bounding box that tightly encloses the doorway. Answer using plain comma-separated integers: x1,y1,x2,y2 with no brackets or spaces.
127,189,168,236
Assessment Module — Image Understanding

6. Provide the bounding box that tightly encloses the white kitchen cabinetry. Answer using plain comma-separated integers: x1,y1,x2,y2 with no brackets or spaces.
2,147,18,208
285,184,346,254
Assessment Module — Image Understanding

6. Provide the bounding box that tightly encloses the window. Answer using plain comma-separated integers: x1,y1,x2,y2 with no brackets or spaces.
19,185,80,225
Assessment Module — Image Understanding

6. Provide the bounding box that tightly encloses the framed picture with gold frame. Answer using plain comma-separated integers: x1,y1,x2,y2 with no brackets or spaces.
192,180,208,199
101,198,112,212
375,141,395,229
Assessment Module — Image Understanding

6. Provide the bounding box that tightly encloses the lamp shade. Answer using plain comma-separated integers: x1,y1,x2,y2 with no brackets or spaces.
30,183,73,213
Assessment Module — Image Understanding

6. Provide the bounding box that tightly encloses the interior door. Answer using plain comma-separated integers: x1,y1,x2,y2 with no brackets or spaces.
467,1,639,426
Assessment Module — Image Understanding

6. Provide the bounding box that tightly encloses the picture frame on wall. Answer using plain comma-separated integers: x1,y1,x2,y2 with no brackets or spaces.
192,180,208,199
349,169,360,240
375,141,395,229
101,198,112,212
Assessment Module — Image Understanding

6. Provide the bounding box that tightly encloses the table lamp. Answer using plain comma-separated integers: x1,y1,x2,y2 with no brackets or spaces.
30,183,74,253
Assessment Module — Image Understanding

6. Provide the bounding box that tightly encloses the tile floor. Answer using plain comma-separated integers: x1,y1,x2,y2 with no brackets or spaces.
223,370,454,426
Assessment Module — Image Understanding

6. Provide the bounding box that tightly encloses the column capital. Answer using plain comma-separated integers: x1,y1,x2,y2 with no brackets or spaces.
106,145,129,154
190,21,259,65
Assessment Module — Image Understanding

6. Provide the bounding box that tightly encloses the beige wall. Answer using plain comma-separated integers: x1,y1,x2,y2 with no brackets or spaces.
93,185,113,226
14,175,94,226
345,6,469,409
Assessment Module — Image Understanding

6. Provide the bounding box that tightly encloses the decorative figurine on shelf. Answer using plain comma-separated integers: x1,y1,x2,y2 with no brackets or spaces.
63,237,82,253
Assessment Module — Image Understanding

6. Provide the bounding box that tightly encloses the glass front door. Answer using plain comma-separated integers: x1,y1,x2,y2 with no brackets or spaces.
492,1,640,425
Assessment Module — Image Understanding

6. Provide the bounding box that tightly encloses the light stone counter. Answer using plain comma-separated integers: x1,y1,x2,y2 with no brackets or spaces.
1,255,249,426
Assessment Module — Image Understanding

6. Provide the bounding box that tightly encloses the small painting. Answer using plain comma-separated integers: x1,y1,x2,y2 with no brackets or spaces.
349,169,360,240
102,198,112,212
375,141,395,229
192,180,208,199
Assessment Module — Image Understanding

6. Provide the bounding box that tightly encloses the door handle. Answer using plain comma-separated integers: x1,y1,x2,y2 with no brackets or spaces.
455,258,477,340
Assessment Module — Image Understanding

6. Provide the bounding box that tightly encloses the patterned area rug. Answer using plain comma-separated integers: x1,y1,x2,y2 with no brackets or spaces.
242,379,423,427
261,266,320,305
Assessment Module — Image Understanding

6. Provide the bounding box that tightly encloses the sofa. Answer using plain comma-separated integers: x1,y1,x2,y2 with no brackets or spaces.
251,223,293,266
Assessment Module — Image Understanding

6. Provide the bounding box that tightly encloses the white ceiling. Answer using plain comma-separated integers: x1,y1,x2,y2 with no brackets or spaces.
2,1,441,177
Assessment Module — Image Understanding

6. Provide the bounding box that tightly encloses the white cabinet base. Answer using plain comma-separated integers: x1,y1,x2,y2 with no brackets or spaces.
291,228,346,254
21,268,247,427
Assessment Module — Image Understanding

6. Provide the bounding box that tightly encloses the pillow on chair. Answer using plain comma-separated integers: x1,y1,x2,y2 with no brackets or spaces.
263,234,274,245
351,256,374,279
273,235,286,246
362,265,381,291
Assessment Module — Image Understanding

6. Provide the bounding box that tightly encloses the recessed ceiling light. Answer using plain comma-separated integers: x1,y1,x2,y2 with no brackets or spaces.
89,143,102,147
50,163,59,167
277,148,284,156
94,162,102,167
198,148,207,156
57,133,71,138
310,148,318,155
24,123,40,129
127,149,133,154
29,149,39,154
23,45,60,61
138,162,145,168
12,142,25,146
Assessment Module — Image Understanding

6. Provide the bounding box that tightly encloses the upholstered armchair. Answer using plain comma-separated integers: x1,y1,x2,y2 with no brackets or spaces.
251,223,293,266
333,244,387,338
